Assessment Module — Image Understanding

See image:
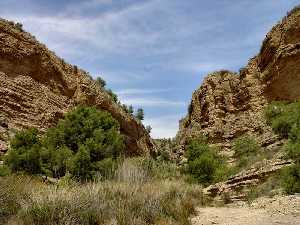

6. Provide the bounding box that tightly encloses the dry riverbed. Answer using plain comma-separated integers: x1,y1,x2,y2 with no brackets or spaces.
191,195,300,225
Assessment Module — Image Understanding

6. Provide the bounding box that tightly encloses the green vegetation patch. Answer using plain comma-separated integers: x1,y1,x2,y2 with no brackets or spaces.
265,101,300,194
5,106,124,181
232,135,262,171
184,137,230,186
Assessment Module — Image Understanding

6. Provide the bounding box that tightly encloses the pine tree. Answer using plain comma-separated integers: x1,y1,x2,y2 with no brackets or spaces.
135,108,144,121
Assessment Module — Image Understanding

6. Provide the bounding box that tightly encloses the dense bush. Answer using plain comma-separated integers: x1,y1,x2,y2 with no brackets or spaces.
232,135,260,158
0,165,10,177
6,128,42,174
6,107,124,180
265,101,300,162
281,164,300,194
185,138,229,186
265,101,300,194
232,135,261,169
265,101,300,139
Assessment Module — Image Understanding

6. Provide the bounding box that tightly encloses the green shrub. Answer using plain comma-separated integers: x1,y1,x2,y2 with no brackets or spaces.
140,158,179,180
265,101,300,139
185,138,229,185
128,105,134,115
93,157,118,180
0,165,10,177
232,135,261,169
6,107,124,180
135,108,144,121
232,135,260,158
67,146,92,181
187,152,217,184
6,128,42,174
265,101,300,194
96,77,106,88
284,141,300,162
282,164,300,194
106,89,118,103
264,101,300,162
146,125,152,134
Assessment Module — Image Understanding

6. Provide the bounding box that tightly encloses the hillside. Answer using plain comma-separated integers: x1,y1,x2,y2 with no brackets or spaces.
176,6,300,197
0,19,155,156
0,4,299,225
177,7,300,156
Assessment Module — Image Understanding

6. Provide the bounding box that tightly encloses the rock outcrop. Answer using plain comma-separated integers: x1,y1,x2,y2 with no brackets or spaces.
0,19,155,156
205,159,292,199
176,6,300,197
177,6,300,157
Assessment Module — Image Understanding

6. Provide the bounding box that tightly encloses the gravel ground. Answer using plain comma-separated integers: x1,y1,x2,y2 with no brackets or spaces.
191,195,300,225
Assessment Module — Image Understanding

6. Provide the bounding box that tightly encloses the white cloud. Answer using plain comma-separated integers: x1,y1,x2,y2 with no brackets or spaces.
144,114,183,138
1,0,224,58
116,88,173,95
172,61,228,74
94,71,147,84
120,97,185,107
65,0,113,14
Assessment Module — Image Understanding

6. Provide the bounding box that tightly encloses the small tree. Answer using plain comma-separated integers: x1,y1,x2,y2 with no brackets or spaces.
67,146,92,181
15,22,23,31
282,165,300,194
6,128,42,174
122,104,128,113
106,89,118,103
128,105,134,115
146,125,152,134
96,77,106,88
185,138,228,185
6,107,124,180
135,108,144,121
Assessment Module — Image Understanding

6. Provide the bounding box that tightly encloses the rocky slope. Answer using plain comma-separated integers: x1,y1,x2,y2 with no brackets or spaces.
0,19,155,156
176,6,300,195
177,6,300,157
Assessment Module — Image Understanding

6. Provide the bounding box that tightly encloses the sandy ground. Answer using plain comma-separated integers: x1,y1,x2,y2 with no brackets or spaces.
191,195,300,225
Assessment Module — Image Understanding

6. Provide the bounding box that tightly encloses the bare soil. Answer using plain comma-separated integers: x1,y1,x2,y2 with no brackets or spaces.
191,195,300,225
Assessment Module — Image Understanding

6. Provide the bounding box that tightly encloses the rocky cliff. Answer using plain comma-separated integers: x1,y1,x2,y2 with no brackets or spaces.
177,6,300,158
176,6,300,198
0,19,155,156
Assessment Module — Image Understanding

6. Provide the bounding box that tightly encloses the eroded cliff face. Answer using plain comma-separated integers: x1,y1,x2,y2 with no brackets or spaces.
177,7,300,158
0,19,155,156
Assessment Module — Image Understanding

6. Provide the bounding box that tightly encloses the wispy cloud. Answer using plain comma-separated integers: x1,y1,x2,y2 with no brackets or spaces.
94,71,148,85
1,0,224,58
116,88,173,95
144,114,183,138
1,0,298,138
121,98,185,107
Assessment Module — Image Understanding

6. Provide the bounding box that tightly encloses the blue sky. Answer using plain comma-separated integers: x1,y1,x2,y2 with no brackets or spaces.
1,0,299,138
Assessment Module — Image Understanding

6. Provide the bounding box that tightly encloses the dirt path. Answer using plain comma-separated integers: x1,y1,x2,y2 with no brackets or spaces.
191,195,300,225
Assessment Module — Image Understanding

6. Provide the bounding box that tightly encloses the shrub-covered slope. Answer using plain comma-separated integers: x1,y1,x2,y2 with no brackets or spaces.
0,19,155,156
177,7,300,157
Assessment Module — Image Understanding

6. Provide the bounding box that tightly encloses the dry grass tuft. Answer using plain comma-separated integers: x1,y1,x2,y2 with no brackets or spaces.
1,158,208,225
